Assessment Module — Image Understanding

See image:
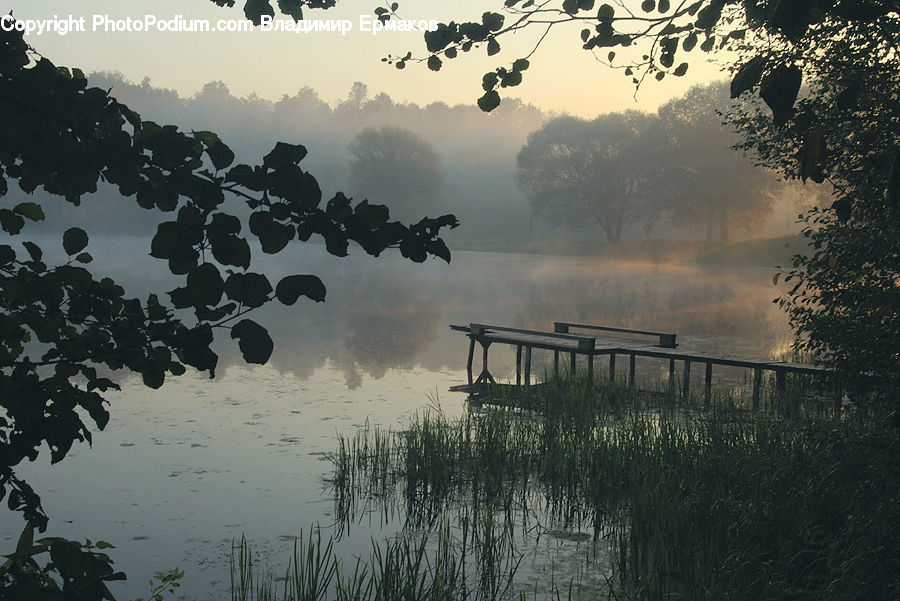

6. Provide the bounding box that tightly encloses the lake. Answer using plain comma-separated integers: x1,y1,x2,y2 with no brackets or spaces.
0,237,792,599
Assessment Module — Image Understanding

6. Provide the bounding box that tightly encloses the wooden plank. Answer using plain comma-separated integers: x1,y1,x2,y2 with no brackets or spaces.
555,321,677,348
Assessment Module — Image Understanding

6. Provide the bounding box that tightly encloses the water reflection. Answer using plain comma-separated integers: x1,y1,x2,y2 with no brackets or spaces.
1,236,794,599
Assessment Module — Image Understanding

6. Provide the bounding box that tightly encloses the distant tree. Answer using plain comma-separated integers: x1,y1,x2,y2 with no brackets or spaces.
348,125,444,221
657,82,781,242
515,112,659,244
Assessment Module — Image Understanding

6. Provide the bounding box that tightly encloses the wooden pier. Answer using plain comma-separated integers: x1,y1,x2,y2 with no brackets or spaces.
450,322,835,409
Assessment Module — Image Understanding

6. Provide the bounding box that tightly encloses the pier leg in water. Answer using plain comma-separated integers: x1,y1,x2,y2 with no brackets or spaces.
553,350,559,379
752,367,762,410
467,337,475,386
705,362,713,407
682,360,692,400
609,354,616,382
669,358,676,393
570,352,576,377
629,354,636,387
587,353,594,383
524,346,532,386
516,345,522,386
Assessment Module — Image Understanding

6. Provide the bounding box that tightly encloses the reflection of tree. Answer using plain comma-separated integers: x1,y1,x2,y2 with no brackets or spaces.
339,286,441,388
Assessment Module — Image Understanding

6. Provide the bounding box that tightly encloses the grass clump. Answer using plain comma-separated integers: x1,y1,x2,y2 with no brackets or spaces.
329,379,900,601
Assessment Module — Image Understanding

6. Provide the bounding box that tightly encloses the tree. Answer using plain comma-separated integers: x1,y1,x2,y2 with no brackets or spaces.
657,81,781,242
0,19,457,539
515,111,660,244
383,0,897,393
347,125,444,222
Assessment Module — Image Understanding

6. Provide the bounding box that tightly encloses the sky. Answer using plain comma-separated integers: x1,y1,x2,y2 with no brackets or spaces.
2,0,729,117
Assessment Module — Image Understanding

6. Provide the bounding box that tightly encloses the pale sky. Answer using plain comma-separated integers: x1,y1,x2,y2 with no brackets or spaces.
3,0,727,116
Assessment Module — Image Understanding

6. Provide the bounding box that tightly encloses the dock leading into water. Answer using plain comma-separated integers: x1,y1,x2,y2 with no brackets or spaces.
449,322,834,409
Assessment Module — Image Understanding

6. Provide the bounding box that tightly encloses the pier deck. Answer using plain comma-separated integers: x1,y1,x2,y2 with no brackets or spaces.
450,322,833,409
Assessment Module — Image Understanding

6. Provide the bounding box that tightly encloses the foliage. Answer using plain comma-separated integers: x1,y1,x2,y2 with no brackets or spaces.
657,81,780,241
0,523,126,601
724,14,900,395
0,22,457,531
515,111,660,244
348,125,444,222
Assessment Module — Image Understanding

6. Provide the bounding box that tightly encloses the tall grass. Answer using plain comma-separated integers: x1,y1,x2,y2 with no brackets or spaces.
328,378,900,601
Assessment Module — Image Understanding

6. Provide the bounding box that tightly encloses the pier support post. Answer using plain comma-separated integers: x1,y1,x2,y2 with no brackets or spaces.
752,368,762,410
669,358,676,392
587,353,594,383
629,354,636,387
705,362,713,407
682,360,691,400
524,346,532,386
553,350,559,379
467,337,475,386
609,354,616,382
516,345,522,386
570,352,576,376
775,368,786,393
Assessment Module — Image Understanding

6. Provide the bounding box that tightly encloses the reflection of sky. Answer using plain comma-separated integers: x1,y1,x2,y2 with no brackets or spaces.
10,0,727,117
1,234,792,599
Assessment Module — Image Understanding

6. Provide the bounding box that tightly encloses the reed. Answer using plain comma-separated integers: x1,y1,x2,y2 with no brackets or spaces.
328,378,900,601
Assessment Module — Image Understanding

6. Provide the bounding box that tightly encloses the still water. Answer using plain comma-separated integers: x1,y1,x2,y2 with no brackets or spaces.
0,237,791,599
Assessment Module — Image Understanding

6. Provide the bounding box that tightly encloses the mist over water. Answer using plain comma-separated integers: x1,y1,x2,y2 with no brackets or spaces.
0,234,791,599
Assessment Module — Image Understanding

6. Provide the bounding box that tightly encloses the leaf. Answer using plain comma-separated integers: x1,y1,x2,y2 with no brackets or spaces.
730,55,766,98
597,3,615,19
482,11,504,31
186,263,225,307
658,0,670,11
477,90,501,112
682,32,698,51
672,62,688,76
759,64,802,125
13,202,45,221
563,0,580,14
482,72,499,91
275,274,326,305
244,0,275,25
22,241,42,262
231,319,273,364
427,55,442,71
277,0,304,21
487,38,501,56
15,524,34,556
263,142,307,170
210,235,251,269
772,272,780,285
75,252,93,264
224,272,273,308
63,227,89,255
641,0,655,11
